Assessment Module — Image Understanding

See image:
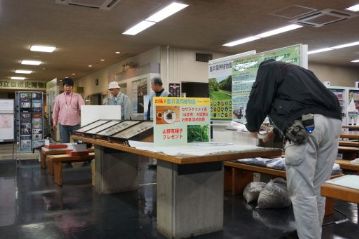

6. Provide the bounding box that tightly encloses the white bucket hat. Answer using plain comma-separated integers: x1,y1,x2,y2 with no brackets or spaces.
108,81,120,89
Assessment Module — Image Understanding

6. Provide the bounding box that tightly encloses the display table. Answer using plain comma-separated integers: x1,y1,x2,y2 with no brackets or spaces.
321,183,359,204
72,135,281,239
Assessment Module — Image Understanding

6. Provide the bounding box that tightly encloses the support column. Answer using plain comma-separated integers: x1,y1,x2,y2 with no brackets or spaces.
94,146,139,194
157,161,224,238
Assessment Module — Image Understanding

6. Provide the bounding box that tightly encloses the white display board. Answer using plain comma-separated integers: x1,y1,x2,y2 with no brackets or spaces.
81,105,122,126
0,99,14,142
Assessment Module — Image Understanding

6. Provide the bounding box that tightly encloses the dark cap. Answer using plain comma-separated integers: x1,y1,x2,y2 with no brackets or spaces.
63,78,74,86
151,77,163,86
259,59,276,68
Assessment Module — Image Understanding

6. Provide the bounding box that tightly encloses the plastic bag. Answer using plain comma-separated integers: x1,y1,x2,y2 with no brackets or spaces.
243,182,267,203
257,178,291,209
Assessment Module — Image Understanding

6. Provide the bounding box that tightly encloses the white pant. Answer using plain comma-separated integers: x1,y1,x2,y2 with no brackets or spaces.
285,114,341,239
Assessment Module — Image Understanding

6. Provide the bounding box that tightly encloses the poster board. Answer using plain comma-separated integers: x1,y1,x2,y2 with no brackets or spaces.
208,51,255,120
81,105,122,126
232,44,307,123
153,97,210,146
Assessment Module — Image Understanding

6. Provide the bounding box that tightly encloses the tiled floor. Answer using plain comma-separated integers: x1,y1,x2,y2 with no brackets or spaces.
0,157,358,239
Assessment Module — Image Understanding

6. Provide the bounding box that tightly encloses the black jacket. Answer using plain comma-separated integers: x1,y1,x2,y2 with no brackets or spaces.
245,61,342,133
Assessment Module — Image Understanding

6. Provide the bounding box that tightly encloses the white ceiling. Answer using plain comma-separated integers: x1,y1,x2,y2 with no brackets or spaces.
0,0,358,82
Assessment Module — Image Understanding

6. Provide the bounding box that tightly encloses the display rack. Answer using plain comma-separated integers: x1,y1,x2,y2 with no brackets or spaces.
15,91,44,152
75,120,153,142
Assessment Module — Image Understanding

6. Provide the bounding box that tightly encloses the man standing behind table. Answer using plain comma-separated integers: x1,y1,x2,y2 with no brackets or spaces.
146,77,171,120
103,81,132,120
245,59,342,239
52,78,85,143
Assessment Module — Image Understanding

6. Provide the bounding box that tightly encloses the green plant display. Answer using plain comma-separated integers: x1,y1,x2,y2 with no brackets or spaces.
187,124,209,142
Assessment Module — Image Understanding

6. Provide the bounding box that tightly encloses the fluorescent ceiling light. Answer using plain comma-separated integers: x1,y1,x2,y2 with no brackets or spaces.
11,76,26,80
223,24,302,47
30,45,56,53
122,20,156,35
223,36,260,47
307,48,333,55
146,2,188,23
346,4,359,12
257,24,302,38
332,41,359,49
308,41,359,55
21,60,42,65
351,59,359,63
15,70,32,74
115,51,120,54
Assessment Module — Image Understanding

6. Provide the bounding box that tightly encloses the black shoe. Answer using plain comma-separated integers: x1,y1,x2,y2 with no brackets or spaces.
278,230,298,239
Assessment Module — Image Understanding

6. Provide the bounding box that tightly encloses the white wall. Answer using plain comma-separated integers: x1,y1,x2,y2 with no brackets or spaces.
309,63,359,87
160,47,227,87
78,47,161,98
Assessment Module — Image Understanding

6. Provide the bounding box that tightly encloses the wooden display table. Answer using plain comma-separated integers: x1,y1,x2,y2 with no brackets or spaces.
321,182,359,204
72,135,281,239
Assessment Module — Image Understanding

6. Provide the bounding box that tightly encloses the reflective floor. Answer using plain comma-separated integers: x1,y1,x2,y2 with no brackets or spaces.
0,159,358,239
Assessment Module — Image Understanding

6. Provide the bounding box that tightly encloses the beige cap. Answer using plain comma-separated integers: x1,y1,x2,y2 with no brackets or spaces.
108,81,120,89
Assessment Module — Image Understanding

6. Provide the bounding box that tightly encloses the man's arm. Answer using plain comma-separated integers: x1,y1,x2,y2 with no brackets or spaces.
52,96,60,129
245,63,280,132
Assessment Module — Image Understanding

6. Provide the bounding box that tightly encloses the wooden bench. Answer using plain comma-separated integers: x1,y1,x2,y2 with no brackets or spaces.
339,141,359,147
338,146,358,160
48,152,95,186
336,159,359,174
224,161,339,216
40,147,69,169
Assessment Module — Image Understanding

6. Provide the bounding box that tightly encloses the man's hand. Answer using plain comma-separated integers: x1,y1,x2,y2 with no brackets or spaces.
52,123,57,131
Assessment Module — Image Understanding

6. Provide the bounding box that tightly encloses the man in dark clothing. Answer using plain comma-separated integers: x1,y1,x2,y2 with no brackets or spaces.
245,60,342,239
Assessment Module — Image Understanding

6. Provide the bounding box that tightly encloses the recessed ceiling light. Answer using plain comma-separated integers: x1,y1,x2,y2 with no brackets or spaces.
308,41,359,55
88,65,92,68
346,4,359,12
123,20,156,35
115,51,120,54
146,2,189,23
100,59,105,62
223,24,302,47
21,60,42,65
11,76,26,80
351,59,359,63
15,70,32,74
30,45,56,53
72,73,76,76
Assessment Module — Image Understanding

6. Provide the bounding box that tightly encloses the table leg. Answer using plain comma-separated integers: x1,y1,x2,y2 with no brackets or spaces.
94,146,139,194
157,160,224,238
40,151,46,169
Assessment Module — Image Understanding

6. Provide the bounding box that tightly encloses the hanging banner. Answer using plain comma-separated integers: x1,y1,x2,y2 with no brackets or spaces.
0,80,46,90
153,97,210,146
232,44,306,123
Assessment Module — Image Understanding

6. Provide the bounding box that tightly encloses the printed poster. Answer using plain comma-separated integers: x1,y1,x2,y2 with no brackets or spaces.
232,44,302,123
153,97,210,146
208,59,232,120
